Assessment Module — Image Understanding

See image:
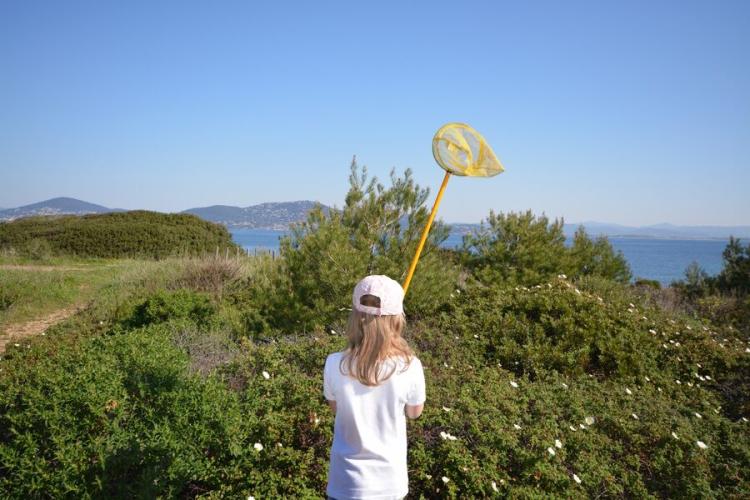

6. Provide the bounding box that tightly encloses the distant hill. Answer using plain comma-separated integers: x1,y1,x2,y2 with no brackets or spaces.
182,201,331,229
3,198,746,238
0,197,122,221
450,221,750,240
564,222,750,240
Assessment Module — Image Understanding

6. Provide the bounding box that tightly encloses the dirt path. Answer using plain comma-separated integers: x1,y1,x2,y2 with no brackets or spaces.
0,305,84,353
0,264,93,272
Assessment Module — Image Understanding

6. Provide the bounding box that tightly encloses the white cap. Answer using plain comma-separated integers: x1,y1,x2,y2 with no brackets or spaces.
352,275,404,316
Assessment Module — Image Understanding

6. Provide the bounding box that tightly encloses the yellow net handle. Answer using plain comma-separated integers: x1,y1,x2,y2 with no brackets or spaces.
402,171,451,295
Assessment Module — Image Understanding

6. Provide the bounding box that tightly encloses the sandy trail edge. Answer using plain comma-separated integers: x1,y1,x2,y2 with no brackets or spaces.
0,305,84,353
0,264,93,272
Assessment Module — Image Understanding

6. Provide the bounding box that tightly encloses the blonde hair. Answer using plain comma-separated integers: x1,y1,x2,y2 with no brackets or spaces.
340,296,413,386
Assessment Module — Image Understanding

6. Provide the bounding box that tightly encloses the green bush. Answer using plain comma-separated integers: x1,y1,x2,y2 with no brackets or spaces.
635,278,662,289
717,237,750,295
2,279,748,497
461,211,631,286
249,159,460,333
24,237,53,260
0,211,238,259
127,289,216,328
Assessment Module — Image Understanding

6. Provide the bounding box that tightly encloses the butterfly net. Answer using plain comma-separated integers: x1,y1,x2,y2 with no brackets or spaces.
432,123,504,177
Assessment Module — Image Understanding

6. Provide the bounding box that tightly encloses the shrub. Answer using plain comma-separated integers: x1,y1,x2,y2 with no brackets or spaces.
2,283,748,498
716,237,750,295
24,237,53,260
635,278,661,289
568,227,632,283
268,159,459,331
0,211,238,259
176,255,243,299
461,212,631,286
127,289,215,328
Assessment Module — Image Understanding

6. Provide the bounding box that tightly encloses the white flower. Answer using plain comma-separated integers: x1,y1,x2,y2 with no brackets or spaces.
491,481,499,492
439,431,458,441
694,412,702,419
686,325,692,330
555,439,563,449
41,332,45,336
631,413,639,420
573,473,582,484
561,383,568,389
645,376,651,382
558,274,567,279
253,442,263,451
575,288,581,295
473,334,479,339
442,406,452,412
443,362,449,368
442,476,450,484
547,447,556,456
513,424,522,430
569,425,577,432
649,329,657,335
746,348,750,353
671,432,679,439
13,343,19,347
329,328,337,334
579,423,586,429
741,417,748,423
248,496,255,500
510,380,519,388
276,442,283,447
657,387,662,392
696,440,708,449
262,371,270,380
585,416,595,425
675,380,681,385
625,387,632,395
705,375,712,380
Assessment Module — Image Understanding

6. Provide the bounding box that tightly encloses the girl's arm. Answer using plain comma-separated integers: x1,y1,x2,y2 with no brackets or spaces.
405,403,423,419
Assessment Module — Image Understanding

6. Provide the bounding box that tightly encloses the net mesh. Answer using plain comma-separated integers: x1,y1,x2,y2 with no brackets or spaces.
432,123,504,177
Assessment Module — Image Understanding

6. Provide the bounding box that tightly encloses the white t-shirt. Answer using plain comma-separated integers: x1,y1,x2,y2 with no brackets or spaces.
324,351,426,500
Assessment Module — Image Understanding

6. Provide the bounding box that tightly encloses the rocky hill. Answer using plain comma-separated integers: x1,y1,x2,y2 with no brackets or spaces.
182,200,330,229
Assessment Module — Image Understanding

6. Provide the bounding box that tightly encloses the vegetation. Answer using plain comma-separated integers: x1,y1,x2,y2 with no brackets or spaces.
462,211,631,285
0,165,748,498
670,236,750,345
0,211,238,259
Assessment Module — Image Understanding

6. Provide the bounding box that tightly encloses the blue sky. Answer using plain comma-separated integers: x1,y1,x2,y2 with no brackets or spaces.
1,0,748,225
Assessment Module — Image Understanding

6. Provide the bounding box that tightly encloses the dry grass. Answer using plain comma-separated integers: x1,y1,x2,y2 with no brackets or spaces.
171,323,239,376
175,255,243,298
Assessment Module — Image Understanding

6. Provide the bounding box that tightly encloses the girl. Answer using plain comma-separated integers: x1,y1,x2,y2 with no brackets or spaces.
323,275,426,500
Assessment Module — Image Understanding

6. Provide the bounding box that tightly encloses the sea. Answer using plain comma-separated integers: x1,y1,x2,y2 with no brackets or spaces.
230,228,728,285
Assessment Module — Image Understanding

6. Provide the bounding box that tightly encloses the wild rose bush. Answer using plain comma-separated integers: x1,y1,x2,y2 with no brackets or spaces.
1,276,748,498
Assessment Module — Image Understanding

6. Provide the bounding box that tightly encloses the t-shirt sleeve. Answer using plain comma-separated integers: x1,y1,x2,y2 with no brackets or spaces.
323,355,336,401
406,357,426,405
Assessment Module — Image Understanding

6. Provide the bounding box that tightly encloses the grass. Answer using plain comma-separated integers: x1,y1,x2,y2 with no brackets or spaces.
0,254,277,331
